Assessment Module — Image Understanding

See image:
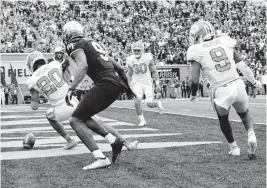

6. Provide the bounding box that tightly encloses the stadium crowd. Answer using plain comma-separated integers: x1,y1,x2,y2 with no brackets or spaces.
1,0,266,98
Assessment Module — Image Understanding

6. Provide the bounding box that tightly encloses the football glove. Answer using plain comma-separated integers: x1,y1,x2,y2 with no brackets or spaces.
65,88,74,107
253,80,262,89
125,87,137,100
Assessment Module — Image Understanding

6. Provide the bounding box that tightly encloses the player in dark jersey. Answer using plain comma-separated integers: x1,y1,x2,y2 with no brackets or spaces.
63,21,137,170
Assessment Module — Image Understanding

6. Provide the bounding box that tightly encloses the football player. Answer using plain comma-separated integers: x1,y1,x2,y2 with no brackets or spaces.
26,51,138,162
26,51,78,150
127,41,164,126
63,21,138,170
187,20,262,159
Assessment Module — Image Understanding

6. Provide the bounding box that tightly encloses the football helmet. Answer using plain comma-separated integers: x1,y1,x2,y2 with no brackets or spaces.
189,20,215,45
62,21,83,44
26,51,46,73
54,46,64,60
132,41,144,58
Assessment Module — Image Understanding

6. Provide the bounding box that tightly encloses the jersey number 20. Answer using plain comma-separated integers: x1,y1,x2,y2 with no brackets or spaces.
37,68,64,96
210,47,231,72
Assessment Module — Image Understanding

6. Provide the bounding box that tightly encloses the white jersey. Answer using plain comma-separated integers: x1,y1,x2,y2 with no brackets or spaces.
127,53,153,84
187,35,239,88
26,61,68,106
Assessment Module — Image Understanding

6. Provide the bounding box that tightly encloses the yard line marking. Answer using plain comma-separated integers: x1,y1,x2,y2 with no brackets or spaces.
0,119,135,127
0,133,182,148
1,141,221,160
1,115,45,119
1,126,157,133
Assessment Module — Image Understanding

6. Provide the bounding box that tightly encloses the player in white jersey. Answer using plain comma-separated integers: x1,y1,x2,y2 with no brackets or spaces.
26,51,78,150
26,51,138,167
127,41,164,126
187,20,261,159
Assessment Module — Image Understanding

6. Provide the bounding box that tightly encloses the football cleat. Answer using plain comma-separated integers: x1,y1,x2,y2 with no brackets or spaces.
63,140,78,150
124,140,139,151
111,138,124,163
247,132,257,160
138,121,146,126
157,101,164,114
83,157,111,170
228,146,240,156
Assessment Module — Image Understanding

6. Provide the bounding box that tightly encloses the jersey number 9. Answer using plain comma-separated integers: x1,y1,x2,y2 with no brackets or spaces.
210,47,231,72
37,68,65,96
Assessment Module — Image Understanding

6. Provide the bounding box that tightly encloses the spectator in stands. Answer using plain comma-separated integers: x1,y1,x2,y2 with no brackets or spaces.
10,84,18,104
0,85,4,105
4,85,10,105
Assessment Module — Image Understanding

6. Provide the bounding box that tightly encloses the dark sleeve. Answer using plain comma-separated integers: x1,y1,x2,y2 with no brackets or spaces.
62,59,70,73
47,58,53,63
66,40,85,58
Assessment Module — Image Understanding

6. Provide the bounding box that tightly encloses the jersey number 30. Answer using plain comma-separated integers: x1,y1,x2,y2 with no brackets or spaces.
210,47,231,72
37,68,64,96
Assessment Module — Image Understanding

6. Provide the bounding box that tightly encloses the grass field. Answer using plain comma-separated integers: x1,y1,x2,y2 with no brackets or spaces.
1,98,266,188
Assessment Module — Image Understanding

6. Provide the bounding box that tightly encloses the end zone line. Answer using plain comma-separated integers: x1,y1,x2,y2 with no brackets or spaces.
111,105,266,125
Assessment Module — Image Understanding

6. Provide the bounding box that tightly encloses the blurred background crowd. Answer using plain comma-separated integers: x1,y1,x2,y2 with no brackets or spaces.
1,0,266,99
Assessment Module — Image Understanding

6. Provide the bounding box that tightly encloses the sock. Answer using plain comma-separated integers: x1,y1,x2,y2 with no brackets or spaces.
105,133,116,144
138,114,146,122
229,141,237,148
92,149,106,159
248,128,255,136
64,135,72,142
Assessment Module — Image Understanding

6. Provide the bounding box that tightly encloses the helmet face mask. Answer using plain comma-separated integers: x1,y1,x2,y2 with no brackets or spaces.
132,42,144,59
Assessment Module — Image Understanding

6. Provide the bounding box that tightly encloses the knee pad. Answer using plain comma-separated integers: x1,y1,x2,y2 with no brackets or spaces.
237,109,249,118
46,108,56,121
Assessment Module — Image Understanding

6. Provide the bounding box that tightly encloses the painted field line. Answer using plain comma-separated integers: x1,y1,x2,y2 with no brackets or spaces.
0,133,182,148
1,119,134,127
111,106,266,125
1,141,221,160
1,115,45,119
1,126,157,134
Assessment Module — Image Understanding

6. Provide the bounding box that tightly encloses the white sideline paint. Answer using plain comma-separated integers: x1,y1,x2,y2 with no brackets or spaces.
0,119,135,127
1,115,45,119
1,141,222,160
1,133,181,148
111,105,266,125
1,126,158,134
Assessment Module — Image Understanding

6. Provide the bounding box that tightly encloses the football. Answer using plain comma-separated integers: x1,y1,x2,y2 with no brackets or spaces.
23,133,35,149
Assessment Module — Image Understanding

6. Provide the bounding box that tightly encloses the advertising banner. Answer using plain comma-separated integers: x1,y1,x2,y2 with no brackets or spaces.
158,68,180,80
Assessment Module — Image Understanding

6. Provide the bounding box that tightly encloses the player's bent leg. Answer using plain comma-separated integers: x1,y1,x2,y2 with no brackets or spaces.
134,97,146,126
214,104,240,156
93,116,138,150
46,108,77,150
133,83,146,126
145,85,164,114
69,117,111,170
232,79,257,159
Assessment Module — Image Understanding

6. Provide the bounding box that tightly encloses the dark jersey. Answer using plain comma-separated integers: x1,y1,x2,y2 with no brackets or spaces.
66,38,124,86
48,58,70,73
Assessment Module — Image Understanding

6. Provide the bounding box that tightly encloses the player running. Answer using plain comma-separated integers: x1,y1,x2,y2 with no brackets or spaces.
127,41,164,126
187,20,261,159
26,51,138,165
63,21,138,170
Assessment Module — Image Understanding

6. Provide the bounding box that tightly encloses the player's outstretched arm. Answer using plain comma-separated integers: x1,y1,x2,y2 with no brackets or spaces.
30,89,39,110
109,57,130,87
127,66,133,86
69,50,88,90
189,61,201,98
234,51,261,88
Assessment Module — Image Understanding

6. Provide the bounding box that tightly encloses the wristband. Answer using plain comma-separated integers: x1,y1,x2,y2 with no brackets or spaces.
191,83,199,96
68,88,75,91
155,80,160,85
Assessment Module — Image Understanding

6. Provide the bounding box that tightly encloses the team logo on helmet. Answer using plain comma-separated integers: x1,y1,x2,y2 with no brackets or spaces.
62,21,84,44
26,51,46,73
132,41,144,58
189,20,215,45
